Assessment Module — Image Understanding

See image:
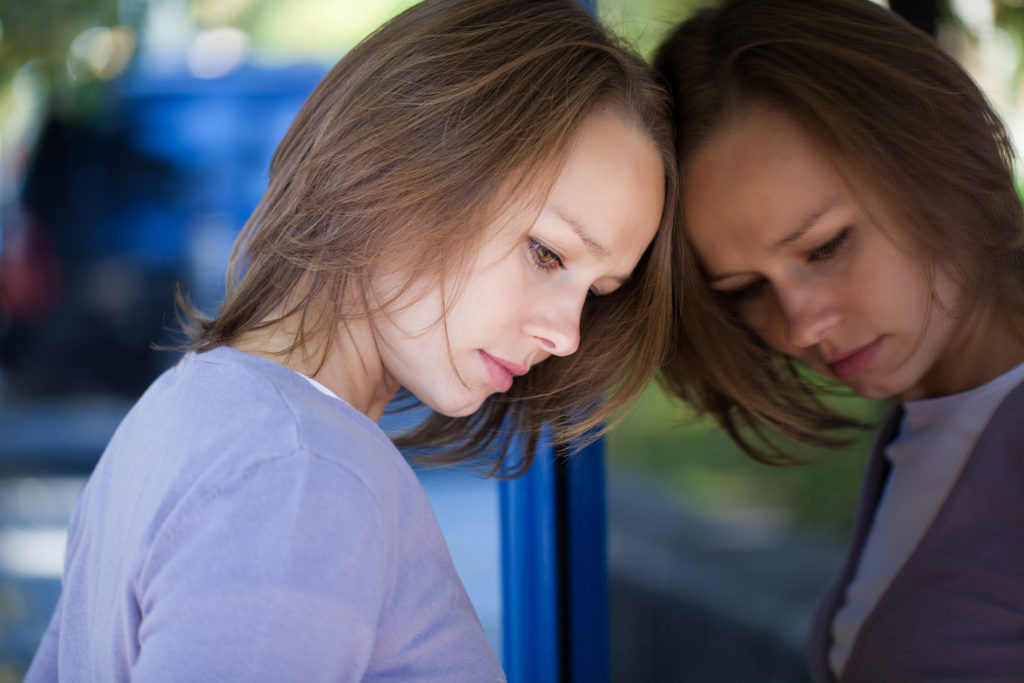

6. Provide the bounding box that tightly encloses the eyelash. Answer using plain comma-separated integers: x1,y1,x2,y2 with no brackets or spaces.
809,227,852,263
528,238,566,272
527,237,606,298
726,278,767,305
724,227,853,305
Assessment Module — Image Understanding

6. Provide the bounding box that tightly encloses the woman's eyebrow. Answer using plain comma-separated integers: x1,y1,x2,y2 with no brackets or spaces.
772,197,842,252
553,207,609,259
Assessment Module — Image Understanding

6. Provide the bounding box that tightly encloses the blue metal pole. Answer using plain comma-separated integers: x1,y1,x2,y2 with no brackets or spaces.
499,431,609,682
564,437,609,682
499,436,561,682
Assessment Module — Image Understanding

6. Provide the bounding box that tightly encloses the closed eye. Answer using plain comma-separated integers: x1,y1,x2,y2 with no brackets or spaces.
809,227,851,263
722,277,768,305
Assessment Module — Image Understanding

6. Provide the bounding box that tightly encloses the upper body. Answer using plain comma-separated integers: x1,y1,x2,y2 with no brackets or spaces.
654,0,1024,678
26,346,502,682
808,366,1024,682
27,0,677,678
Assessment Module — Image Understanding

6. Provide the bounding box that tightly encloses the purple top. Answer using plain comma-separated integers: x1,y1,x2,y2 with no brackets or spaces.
26,346,504,682
807,379,1024,682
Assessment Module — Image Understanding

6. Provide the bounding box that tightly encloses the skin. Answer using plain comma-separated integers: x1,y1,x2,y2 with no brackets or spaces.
683,102,1024,401
239,106,665,420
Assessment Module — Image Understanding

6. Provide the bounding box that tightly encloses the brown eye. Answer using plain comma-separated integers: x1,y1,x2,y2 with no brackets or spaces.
529,239,565,271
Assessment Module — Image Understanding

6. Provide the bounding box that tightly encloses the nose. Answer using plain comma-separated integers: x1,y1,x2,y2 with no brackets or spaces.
523,296,583,358
777,282,842,349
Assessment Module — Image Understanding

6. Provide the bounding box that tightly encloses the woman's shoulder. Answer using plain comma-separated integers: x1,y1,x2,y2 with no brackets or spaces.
108,346,413,508
164,346,390,445
976,375,1024,449
80,347,425,567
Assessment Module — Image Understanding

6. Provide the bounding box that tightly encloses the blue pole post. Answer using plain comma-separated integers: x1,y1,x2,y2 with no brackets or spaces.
499,438,561,682
564,436,609,682
499,432,609,683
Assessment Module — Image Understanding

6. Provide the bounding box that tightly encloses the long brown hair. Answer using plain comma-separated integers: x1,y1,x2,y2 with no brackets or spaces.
655,0,1024,463
180,0,678,474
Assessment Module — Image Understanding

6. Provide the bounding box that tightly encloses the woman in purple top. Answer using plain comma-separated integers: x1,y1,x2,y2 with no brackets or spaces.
27,0,677,680
656,0,1024,680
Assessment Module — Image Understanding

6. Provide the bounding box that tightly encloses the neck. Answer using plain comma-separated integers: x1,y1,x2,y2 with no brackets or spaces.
231,314,397,421
912,304,1024,399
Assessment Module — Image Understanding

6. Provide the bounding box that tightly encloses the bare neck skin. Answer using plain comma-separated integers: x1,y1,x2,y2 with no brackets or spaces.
232,310,398,422
907,301,1024,401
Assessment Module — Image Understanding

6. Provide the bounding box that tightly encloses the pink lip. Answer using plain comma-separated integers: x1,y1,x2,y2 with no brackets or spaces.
824,337,883,380
479,351,528,393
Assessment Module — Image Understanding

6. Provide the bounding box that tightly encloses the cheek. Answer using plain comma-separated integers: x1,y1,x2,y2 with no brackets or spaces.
922,271,962,332
741,300,789,353
447,277,512,336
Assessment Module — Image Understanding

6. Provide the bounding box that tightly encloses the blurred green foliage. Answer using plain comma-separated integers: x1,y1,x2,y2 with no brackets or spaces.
599,0,704,57
6,0,1024,113
994,0,1024,101
608,383,890,537
0,0,122,95
0,0,424,124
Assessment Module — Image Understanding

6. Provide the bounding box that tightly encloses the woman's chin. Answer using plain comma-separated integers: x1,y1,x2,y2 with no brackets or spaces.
424,394,489,419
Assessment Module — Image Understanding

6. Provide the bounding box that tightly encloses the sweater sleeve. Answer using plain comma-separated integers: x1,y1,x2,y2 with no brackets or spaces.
130,451,393,682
